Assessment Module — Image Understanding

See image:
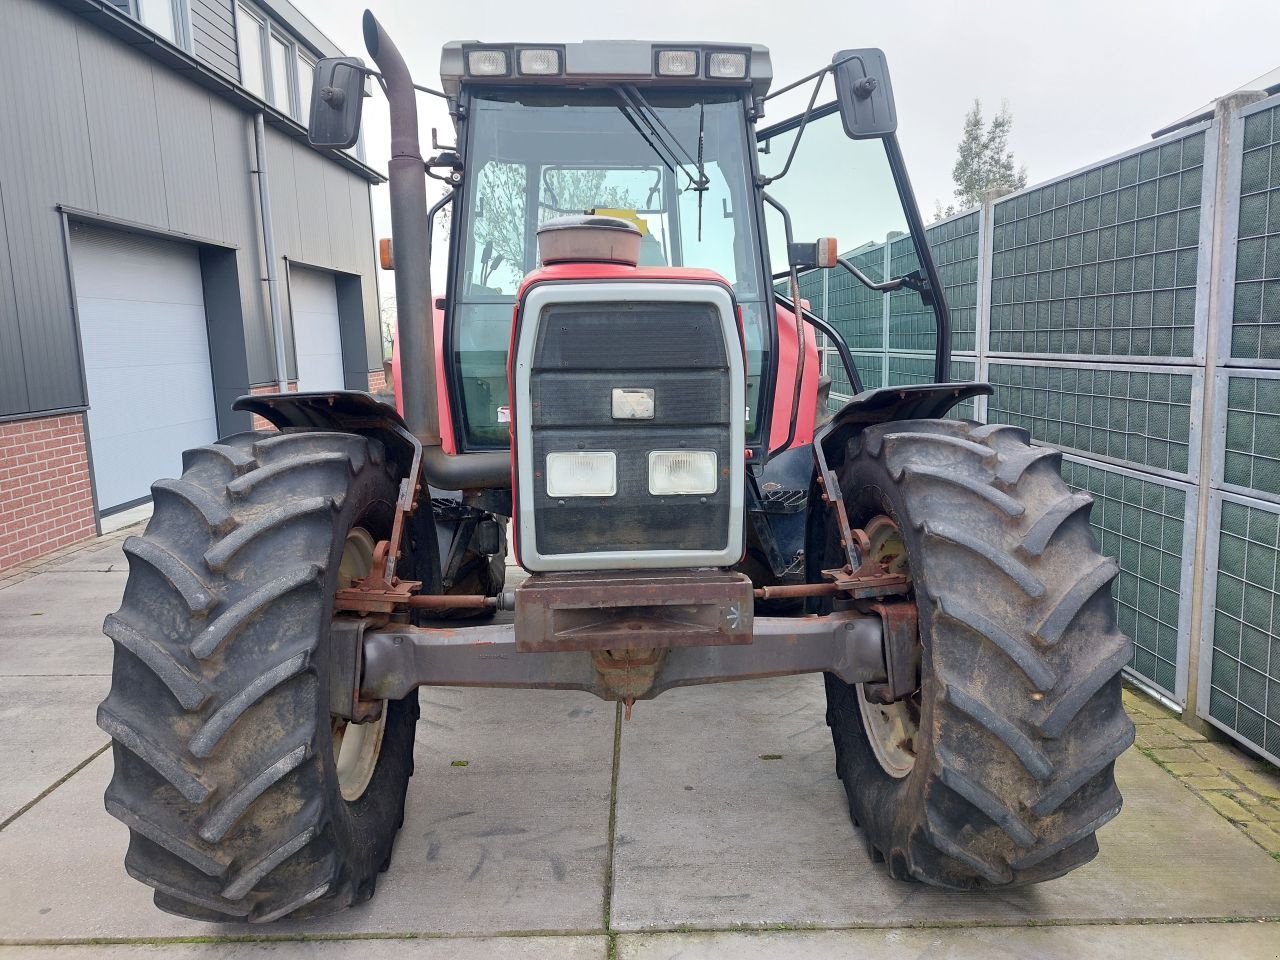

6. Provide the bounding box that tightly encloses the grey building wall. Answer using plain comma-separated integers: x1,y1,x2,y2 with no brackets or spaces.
191,0,239,80
0,0,383,420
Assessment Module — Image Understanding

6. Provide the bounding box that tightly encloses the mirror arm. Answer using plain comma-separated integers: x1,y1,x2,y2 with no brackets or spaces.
757,69,828,187
762,191,807,456
835,256,904,293
774,291,863,396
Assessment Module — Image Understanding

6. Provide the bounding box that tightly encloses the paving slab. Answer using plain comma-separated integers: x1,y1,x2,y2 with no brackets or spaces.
610,674,1280,930
616,923,1280,960
0,571,122,676
0,936,606,959
45,539,128,573
0,676,108,824
0,686,614,942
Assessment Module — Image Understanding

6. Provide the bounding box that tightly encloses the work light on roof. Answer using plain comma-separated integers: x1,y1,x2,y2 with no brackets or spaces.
707,51,748,79
518,48,562,75
656,49,699,77
466,48,509,76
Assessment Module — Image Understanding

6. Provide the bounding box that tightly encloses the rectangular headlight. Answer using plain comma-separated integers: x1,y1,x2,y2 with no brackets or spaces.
706,52,748,79
649,450,718,496
518,48,561,75
546,451,616,497
656,49,698,77
467,49,509,76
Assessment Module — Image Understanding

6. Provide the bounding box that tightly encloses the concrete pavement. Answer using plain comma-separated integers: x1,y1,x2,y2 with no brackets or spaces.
1,526,1278,958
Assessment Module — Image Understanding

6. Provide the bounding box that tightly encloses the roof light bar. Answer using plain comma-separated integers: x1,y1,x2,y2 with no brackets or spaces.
656,49,698,77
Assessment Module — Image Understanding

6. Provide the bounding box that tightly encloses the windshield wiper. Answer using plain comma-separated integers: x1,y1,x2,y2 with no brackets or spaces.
614,85,709,235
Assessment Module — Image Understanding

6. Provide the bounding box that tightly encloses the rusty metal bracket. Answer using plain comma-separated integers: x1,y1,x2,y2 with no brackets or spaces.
811,424,862,573
863,600,920,704
514,570,754,652
330,617,383,721
384,422,423,586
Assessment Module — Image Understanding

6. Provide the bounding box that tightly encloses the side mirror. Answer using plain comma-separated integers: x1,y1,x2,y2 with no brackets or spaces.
832,49,897,139
308,57,367,149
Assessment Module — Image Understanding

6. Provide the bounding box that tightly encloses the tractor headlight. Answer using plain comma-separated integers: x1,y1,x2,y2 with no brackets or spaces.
648,450,718,496
655,49,699,77
518,48,562,75
706,52,748,79
466,49,510,77
545,451,617,498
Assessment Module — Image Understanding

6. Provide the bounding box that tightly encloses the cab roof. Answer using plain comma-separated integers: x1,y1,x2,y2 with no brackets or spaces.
439,40,773,103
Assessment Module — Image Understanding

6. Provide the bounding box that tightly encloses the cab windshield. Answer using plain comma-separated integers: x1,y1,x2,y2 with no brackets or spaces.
451,87,769,448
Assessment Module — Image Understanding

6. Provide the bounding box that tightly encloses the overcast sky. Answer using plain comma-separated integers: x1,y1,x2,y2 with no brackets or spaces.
295,0,1280,289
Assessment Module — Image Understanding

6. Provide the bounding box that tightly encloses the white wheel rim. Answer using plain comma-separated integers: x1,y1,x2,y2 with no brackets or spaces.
856,515,918,779
856,686,916,779
332,527,387,802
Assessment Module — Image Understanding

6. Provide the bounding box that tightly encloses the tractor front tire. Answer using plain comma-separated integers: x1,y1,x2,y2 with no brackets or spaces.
818,419,1135,888
98,430,418,922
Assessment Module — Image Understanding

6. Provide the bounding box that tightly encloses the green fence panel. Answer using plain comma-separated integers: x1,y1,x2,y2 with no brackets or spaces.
987,362,1195,477
1231,102,1280,362
1062,457,1190,698
1224,374,1280,499
989,131,1205,359
1206,495,1280,763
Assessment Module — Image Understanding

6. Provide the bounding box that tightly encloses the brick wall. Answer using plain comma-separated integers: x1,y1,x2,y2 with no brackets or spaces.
367,368,387,393
247,382,297,432
0,414,97,572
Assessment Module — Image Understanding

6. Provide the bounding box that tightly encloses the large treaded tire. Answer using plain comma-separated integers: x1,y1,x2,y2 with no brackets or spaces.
98,430,418,922
819,419,1135,888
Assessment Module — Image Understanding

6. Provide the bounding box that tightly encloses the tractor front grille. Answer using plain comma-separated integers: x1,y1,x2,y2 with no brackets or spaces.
513,284,745,572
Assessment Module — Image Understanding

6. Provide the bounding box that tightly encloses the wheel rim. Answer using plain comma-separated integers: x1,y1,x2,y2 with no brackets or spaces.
332,527,387,803
855,516,920,780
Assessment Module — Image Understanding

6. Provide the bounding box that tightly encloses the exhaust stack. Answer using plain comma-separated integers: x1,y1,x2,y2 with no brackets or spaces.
363,11,508,488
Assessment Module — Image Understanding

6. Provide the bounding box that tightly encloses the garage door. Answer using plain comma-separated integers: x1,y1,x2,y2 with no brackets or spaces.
289,266,345,391
71,225,218,512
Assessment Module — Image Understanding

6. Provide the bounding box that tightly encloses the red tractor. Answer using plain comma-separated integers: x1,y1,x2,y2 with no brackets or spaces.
98,11,1134,923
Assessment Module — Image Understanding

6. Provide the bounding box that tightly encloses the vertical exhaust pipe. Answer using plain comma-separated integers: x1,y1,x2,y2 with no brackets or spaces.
363,11,437,445
363,11,510,489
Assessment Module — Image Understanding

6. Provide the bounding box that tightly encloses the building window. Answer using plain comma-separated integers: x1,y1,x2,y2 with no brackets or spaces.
136,0,177,43
235,3,267,99
234,1,318,124
268,32,293,114
297,51,316,122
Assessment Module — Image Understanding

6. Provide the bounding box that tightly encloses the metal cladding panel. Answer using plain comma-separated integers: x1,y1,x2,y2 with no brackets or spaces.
154,74,225,240
190,0,240,81
989,131,1206,360
0,0,97,414
77,27,169,227
1232,102,1280,362
0,161,28,413
293,144,335,268
987,361,1196,478
1061,456,1192,701
265,131,303,256
1206,495,1280,764
323,160,358,273
209,100,274,385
